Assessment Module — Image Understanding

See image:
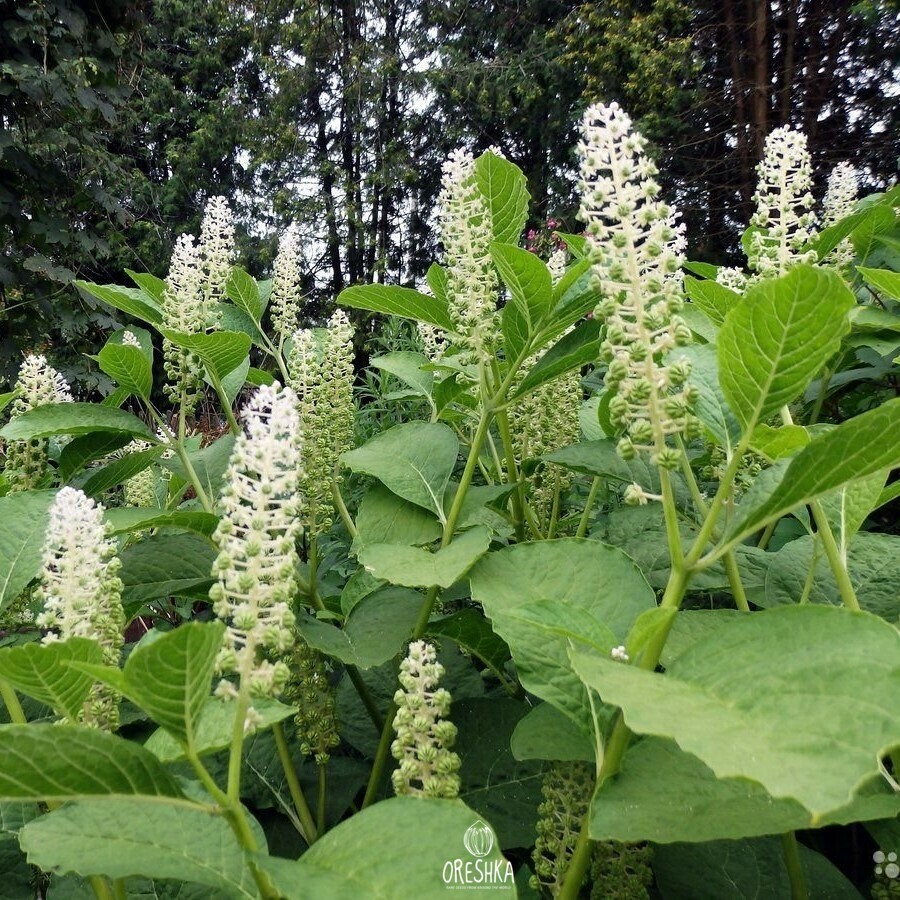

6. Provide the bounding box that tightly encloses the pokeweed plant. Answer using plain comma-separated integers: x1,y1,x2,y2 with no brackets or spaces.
0,99,897,900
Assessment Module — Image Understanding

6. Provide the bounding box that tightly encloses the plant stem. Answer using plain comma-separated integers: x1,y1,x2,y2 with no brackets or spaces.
272,723,317,844
317,764,327,835
495,407,526,541
808,368,831,426
331,482,358,540
112,880,127,900
757,520,778,549
810,500,860,610
88,876,115,900
547,479,561,539
211,376,241,435
345,665,384,731
576,476,602,538
556,808,593,900
0,679,26,724
724,550,750,611
361,699,398,809
781,832,810,900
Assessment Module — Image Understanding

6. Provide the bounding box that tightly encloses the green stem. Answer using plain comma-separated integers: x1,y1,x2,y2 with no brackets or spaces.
576,476,602,538
724,550,750,611
781,832,810,900
211,376,241,435
226,690,250,805
331,482,358,540
272,723,318,844
112,880,127,900
361,699,398,809
88,876,115,900
317,764,327,835
810,500,860,610
757,520,778,550
495,407,526,541
798,537,821,604
0,679,26,724
556,809,593,900
546,479,561,539
346,665,384,732
808,368,831,426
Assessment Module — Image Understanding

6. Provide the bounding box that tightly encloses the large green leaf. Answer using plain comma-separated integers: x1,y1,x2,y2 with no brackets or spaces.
58,432,132,482
342,422,458,520
296,587,422,668
95,328,154,400
125,269,166,305
725,399,900,545
590,736,900,844
491,243,553,334
858,266,900,301
470,539,655,727
678,344,741,453
0,638,102,720
357,526,490,588
354,484,442,549
159,330,251,382
259,797,515,898
338,284,453,331
143,696,296,763
369,351,434,399
225,267,262,321
510,703,595,764
75,282,163,326
0,725,182,802
80,446,163,498
0,490,55,615
475,151,529,245
717,265,855,429
0,404,156,442
161,433,235,500
20,800,258,898
513,319,600,398
426,609,511,679
104,508,219,539
570,605,900,819
684,276,738,325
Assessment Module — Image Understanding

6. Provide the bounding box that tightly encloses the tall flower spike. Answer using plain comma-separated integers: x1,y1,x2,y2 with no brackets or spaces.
390,641,461,799
270,223,304,338
210,383,301,730
823,161,859,273
287,311,355,533
548,248,568,284
36,487,124,730
283,637,339,764
4,354,72,492
438,149,499,369
748,125,817,278
578,102,697,470
199,195,235,321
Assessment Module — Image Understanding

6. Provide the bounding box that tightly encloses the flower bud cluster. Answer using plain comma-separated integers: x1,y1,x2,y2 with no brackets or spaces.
590,841,654,900
748,126,817,278
121,330,142,348
390,641,461,799
531,762,595,895
823,162,859,273
37,487,124,730
547,248,568,284
287,311,355,533
199,195,236,313
210,384,301,728
715,266,748,293
118,440,158,508
4,354,73,492
438,149,499,368
578,102,697,470
417,322,447,363
270,223,305,338
283,636,339,764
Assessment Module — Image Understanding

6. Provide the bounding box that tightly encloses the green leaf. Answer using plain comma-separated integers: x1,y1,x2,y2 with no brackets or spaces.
75,282,163,326
80,446,163,498
20,800,258,898
513,319,600,398
119,534,216,614
338,284,453,331
125,269,166,304
296,587,423,668
58,432,132,482
570,605,900,819
225,267,262,321
454,698,544,848
0,725,182,802
159,330,251,382
470,539,655,728
590,736,900,844
717,265,855,429
677,344,741,454
258,797,515,898
491,243,553,332
0,404,155,442
246,367,275,387
354,484,442,549
819,470,887,556
763,531,900,620
369,351,434,398
475,151,529,245
357,526,490,588
160,433,235,500
0,638,102,719
0,490,55,615
749,423,810,460
143,696,296,763
726,399,900,544
851,205,897,259
858,265,900,301
0,392,17,417
654,836,865,900
684,261,720,280
426,608,510,679
684,276,738,325
342,422,458,520
501,294,531,360
104,508,219,539
510,703,594,763
95,328,154,400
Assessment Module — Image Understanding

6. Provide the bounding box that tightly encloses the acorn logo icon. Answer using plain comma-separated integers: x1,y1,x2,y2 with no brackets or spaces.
463,820,494,858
